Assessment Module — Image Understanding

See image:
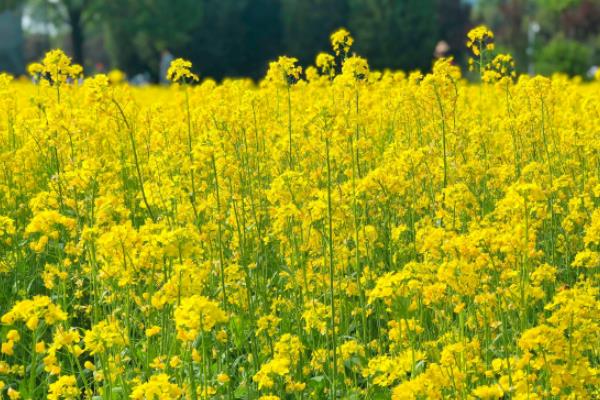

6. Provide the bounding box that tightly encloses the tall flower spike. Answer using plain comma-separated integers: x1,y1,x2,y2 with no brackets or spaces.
466,25,495,57
483,53,517,83
316,53,336,78
28,49,82,84
341,55,369,82
330,28,354,57
167,58,199,83
266,56,303,87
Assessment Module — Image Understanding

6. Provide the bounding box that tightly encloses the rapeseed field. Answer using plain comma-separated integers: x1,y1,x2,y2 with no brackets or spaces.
0,28,598,399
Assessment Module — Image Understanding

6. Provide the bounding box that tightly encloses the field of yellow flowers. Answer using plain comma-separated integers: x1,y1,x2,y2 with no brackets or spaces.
0,27,598,399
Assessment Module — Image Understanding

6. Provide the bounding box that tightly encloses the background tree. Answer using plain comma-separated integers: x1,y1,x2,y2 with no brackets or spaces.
12,0,599,80
173,0,245,79
348,0,438,71
476,0,600,75
15,0,100,66
281,0,349,65
0,1,25,74
100,0,202,78
435,0,471,61
241,0,283,79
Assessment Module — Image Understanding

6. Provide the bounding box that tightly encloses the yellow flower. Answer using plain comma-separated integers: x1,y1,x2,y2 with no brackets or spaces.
27,49,82,84
340,55,369,83
217,373,230,384
169,356,182,368
316,53,336,77
472,384,504,399
253,334,302,390
47,375,80,400
466,25,495,56
302,299,329,335
1,341,14,356
84,361,95,371
7,387,20,400
1,296,67,330
2,26,600,400
173,295,228,341
130,374,182,400
166,58,199,83
257,314,281,336
483,53,516,82
108,69,126,84
145,325,161,337
330,28,354,56
266,56,302,87
150,356,166,370
83,319,128,355
6,330,20,342
36,341,46,353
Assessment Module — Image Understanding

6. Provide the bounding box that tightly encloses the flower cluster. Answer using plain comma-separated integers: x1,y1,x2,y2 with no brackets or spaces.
27,49,82,85
47,375,80,400
340,55,370,83
266,56,303,87
466,25,495,56
130,374,182,399
166,58,199,83
315,53,336,78
83,319,128,355
173,295,228,341
330,28,354,57
483,53,517,82
1,296,67,330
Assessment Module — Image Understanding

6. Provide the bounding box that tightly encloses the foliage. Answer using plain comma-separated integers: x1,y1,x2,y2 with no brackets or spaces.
348,0,438,71
101,0,202,78
535,36,591,76
536,0,582,12
4,0,472,79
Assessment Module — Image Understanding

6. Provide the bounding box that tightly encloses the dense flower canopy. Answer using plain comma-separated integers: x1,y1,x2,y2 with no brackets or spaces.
0,27,598,399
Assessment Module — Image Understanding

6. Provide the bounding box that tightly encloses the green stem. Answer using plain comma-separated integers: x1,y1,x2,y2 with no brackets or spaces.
325,137,337,399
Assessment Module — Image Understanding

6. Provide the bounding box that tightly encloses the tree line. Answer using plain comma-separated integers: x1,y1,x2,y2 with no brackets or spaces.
3,0,600,80
5,0,469,80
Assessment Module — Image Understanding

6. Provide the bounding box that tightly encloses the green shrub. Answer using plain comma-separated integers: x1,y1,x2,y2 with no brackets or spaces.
535,36,591,76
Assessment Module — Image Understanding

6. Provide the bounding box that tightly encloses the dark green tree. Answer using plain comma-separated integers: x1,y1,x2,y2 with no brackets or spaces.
173,0,283,80
101,0,202,78
536,35,591,76
348,0,438,71
5,0,100,66
177,0,247,78
281,0,349,65
435,0,471,62
241,0,283,79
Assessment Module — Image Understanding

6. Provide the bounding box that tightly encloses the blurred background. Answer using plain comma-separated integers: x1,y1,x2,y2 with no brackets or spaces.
0,0,599,81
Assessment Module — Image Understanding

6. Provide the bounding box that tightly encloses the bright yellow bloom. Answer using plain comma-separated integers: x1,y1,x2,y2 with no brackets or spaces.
84,319,128,355
472,384,504,399
466,25,495,56
145,325,161,337
166,58,199,83
47,375,80,400
130,374,182,399
330,28,354,56
173,295,228,341
316,53,336,77
27,49,82,84
266,56,303,87
1,296,67,329
0,29,599,400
